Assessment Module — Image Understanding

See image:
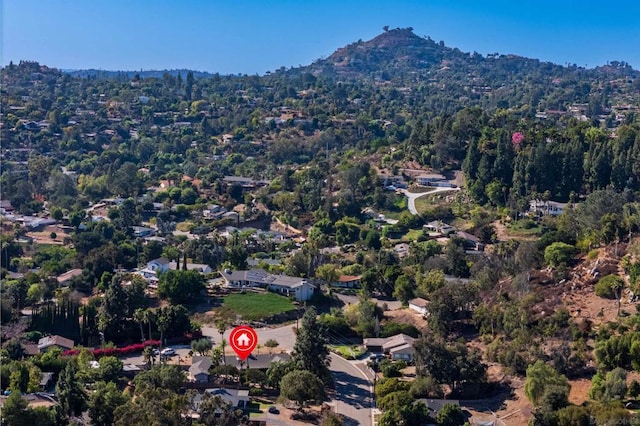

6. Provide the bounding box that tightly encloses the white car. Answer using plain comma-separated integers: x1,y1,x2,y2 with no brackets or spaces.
160,348,176,356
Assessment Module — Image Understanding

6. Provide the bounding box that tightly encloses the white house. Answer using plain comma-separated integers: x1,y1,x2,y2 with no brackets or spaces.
364,333,416,361
146,258,171,273
219,269,315,301
409,298,429,315
193,388,249,411
424,221,456,235
529,199,569,217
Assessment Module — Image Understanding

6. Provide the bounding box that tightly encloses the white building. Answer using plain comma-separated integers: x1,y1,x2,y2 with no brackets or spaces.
409,298,429,315
529,200,569,216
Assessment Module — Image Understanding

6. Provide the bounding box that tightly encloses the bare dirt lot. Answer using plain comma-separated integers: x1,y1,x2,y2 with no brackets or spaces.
26,224,71,245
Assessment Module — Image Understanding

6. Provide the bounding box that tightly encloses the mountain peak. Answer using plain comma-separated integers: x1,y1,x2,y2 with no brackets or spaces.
314,27,446,76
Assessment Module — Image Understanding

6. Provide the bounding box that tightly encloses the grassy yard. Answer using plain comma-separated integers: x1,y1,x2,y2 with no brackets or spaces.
329,345,366,360
222,292,295,321
414,190,456,215
507,219,544,237
402,228,424,242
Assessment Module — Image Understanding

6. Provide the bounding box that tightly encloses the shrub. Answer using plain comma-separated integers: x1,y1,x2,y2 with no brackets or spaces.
595,275,624,299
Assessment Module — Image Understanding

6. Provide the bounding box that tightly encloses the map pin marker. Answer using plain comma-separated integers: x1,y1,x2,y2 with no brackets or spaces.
229,325,258,361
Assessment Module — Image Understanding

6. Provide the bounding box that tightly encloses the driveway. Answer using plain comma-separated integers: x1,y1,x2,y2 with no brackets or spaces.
400,187,460,215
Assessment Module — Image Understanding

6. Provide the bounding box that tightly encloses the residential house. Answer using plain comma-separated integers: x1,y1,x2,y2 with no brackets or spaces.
57,269,83,287
202,204,227,219
332,275,362,288
222,176,269,190
417,399,461,417
22,343,39,356
0,200,14,213
382,333,416,361
416,173,452,187
167,262,213,274
220,269,315,301
193,388,250,411
452,231,484,251
363,333,416,361
379,173,408,190
189,356,212,383
424,220,456,235
408,298,429,315
38,335,75,353
529,199,569,217
145,258,171,273
132,226,155,238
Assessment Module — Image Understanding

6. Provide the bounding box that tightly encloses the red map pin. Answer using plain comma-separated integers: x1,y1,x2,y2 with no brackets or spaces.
229,325,258,361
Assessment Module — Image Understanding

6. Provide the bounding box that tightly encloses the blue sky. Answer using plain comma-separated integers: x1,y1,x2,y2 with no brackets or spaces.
2,0,639,74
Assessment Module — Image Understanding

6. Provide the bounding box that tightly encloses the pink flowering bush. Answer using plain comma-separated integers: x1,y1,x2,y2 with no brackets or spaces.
512,132,524,146
62,339,162,358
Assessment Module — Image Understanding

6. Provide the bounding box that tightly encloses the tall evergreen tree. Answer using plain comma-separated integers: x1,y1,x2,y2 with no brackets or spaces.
56,361,87,418
291,307,331,384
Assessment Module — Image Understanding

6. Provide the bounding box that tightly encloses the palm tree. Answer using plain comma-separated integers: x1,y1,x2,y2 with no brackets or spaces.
143,309,156,342
157,311,169,350
215,318,230,364
133,308,146,342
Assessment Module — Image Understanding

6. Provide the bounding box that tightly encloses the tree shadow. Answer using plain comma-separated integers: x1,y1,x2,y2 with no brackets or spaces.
331,370,371,410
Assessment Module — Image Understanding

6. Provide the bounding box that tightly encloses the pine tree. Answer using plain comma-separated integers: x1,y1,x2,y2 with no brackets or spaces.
291,307,331,384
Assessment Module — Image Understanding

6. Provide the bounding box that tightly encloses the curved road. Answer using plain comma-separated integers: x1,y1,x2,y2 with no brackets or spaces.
330,354,374,426
400,187,460,215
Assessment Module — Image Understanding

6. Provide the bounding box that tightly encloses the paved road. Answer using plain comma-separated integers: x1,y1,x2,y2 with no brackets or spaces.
400,187,460,215
330,354,373,426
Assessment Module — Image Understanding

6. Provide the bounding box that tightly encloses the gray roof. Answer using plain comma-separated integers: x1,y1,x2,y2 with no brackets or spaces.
40,372,54,387
382,334,415,351
220,269,310,289
205,388,249,407
189,356,212,376
416,399,460,414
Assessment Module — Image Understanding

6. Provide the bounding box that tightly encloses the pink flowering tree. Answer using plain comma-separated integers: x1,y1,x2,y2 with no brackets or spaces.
512,132,524,147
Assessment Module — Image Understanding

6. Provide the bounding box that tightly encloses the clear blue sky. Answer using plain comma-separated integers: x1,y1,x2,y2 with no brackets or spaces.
2,0,639,74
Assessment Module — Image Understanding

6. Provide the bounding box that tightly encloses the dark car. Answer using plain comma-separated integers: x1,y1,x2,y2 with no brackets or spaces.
268,406,279,414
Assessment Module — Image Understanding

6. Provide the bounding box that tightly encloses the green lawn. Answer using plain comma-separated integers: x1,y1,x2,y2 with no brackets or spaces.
222,292,295,321
414,190,456,215
507,219,544,237
402,228,424,242
329,345,366,360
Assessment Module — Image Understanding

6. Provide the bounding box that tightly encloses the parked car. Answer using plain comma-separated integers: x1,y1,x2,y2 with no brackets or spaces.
369,353,385,362
268,406,279,414
161,348,175,356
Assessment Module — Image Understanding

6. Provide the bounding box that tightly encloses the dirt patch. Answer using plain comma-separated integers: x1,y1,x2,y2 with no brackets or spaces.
384,308,427,330
26,224,70,245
